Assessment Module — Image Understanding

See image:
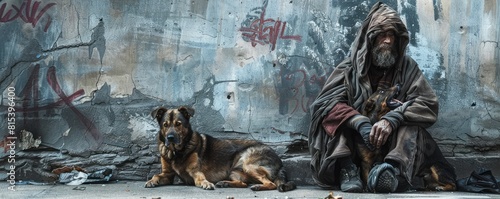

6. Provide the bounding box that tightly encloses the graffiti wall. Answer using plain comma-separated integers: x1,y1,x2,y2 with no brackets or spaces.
0,0,499,183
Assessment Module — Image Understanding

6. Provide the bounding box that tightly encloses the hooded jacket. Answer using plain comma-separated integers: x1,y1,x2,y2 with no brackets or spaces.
308,2,439,187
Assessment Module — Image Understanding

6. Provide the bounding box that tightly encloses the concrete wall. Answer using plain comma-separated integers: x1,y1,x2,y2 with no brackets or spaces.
0,0,499,183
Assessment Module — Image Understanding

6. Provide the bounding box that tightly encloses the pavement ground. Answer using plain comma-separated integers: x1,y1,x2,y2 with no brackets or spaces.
2,181,500,199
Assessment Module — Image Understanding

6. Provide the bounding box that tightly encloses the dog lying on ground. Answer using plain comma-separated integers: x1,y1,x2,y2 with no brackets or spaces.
358,84,456,191
144,106,296,192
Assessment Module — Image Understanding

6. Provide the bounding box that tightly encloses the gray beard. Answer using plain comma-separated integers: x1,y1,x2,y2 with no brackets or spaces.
372,45,396,69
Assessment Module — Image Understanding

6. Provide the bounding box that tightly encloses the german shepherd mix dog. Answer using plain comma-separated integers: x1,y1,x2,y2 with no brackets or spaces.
357,85,401,186
145,106,296,192
359,85,456,191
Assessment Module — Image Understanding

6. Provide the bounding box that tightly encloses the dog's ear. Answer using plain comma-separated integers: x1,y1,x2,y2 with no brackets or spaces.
151,107,168,125
178,106,195,120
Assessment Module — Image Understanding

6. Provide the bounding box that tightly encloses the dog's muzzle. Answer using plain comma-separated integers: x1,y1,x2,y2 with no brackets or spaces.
165,132,180,145
387,84,403,110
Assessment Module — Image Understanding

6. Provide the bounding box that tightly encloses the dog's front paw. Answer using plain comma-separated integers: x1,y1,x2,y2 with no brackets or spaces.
145,174,171,188
145,179,158,188
199,180,215,190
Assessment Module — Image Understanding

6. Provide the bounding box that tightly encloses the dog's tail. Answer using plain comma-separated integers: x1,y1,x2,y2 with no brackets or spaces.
275,167,297,192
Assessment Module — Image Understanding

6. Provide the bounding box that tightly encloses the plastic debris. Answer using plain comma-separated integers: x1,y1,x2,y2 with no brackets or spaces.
54,166,113,185
85,168,113,183
60,171,88,185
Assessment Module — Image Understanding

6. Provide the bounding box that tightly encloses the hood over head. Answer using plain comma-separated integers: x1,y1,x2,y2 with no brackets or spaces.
349,2,410,77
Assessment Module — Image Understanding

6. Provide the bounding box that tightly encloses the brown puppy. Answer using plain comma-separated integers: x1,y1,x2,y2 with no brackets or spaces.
358,85,456,191
144,106,296,192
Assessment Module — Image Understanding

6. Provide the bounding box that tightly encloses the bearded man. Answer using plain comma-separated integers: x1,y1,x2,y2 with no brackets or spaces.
308,2,456,193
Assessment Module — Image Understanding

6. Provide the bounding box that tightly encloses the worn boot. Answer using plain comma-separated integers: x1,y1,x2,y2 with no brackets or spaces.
339,164,363,192
367,162,399,193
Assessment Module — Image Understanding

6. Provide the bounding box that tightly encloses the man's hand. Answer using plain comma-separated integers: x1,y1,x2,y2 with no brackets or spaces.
370,119,392,148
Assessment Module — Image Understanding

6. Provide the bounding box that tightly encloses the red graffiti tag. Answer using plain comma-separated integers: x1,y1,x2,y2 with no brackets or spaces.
17,64,102,145
19,65,84,113
46,66,102,143
240,1,301,51
0,0,56,32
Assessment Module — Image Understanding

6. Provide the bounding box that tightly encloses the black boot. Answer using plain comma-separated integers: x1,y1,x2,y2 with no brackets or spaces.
339,163,363,192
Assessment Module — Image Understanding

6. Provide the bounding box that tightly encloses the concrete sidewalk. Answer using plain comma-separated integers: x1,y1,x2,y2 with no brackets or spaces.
2,181,500,199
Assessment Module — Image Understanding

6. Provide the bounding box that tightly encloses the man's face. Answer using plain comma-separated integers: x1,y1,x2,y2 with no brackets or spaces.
372,30,397,68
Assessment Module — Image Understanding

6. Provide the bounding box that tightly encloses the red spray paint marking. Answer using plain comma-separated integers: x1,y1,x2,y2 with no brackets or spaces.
46,66,102,143
0,0,56,32
240,2,301,51
16,64,102,145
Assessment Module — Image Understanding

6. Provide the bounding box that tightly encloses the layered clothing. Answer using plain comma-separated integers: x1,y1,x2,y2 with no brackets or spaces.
308,2,445,188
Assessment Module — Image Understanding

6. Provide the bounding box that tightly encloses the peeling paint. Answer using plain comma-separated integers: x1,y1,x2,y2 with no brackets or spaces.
407,33,445,80
127,114,157,142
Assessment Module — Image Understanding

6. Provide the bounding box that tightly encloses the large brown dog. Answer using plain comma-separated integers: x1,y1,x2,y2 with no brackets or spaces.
145,106,296,192
358,85,456,191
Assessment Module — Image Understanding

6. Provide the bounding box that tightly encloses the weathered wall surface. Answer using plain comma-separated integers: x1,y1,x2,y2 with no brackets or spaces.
0,0,498,183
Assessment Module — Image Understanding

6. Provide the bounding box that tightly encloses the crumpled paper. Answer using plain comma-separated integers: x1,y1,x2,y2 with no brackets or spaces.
58,168,112,186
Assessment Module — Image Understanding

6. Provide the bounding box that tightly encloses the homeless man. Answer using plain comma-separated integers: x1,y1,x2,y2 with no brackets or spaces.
308,2,456,193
